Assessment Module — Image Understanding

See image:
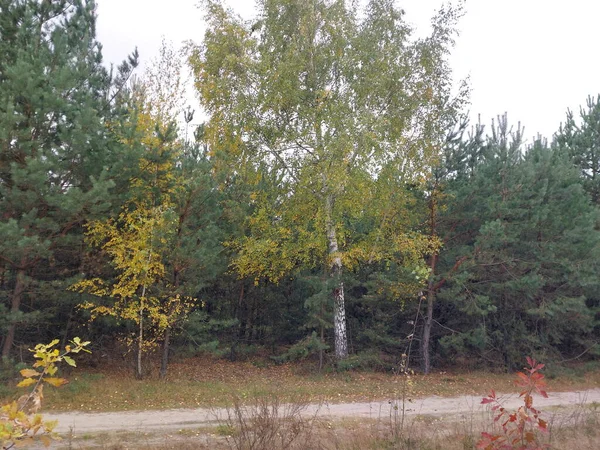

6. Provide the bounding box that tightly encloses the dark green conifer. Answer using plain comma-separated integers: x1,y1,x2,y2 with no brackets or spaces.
0,0,126,358
437,116,600,368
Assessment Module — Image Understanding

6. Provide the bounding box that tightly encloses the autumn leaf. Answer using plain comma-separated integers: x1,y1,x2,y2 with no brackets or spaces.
526,356,535,368
44,377,68,387
20,369,40,378
476,432,502,449
31,414,43,427
516,371,529,386
17,378,37,388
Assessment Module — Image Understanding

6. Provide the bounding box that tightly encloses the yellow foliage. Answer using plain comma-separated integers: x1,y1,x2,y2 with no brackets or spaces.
71,70,196,363
16,378,36,388
1,338,89,449
43,378,68,388
19,369,39,378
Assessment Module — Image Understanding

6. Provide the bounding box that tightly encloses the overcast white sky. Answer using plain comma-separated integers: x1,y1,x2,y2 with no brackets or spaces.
96,0,600,141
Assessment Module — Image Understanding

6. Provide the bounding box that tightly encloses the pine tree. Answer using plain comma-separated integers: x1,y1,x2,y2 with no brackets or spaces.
0,0,123,358
555,95,600,203
436,117,600,368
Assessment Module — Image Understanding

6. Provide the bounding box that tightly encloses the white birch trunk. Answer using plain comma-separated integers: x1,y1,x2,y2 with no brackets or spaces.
325,193,348,360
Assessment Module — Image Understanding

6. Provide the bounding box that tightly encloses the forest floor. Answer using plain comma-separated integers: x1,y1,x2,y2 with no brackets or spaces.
37,355,600,412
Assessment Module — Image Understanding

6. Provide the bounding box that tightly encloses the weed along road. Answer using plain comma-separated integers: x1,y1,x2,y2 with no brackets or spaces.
45,389,600,434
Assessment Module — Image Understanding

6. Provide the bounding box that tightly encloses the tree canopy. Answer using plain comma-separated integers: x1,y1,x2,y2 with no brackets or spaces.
1,0,598,375
189,0,466,360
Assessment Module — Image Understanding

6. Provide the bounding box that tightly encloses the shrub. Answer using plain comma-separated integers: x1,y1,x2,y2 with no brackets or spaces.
477,357,549,450
336,351,391,372
220,394,319,450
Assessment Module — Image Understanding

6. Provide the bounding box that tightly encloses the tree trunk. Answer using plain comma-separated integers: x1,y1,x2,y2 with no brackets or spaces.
421,286,435,374
325,194,348,360
421,237,438,374
237,283,246,340
160,267,182,379
421,187,439,374
136,288,145,380
60,306,75,350
245,293,256,342
160,326,171,379
319,300,325,371
2,267,27,360
136,317,143,379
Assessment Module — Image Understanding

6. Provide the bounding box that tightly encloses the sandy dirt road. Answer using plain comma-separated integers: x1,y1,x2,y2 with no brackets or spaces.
44,388,600,434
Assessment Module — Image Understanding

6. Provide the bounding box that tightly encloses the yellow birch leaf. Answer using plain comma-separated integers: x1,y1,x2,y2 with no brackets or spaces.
44,377,68,388
19,369,39,378
16,378,36,388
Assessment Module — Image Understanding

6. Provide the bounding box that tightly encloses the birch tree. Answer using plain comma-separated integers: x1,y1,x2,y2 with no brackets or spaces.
190,0,465,360
73,42,222,378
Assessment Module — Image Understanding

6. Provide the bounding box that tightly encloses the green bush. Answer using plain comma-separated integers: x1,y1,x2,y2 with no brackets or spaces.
336,351,391,372
271,332,328,365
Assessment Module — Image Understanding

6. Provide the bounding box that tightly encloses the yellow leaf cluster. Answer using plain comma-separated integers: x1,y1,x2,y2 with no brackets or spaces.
1,338,88,449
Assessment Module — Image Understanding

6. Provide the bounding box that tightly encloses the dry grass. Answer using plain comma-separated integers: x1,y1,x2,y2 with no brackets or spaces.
56,402,600,450
216,394,321,450
3,356,596,412
307,401,600,450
